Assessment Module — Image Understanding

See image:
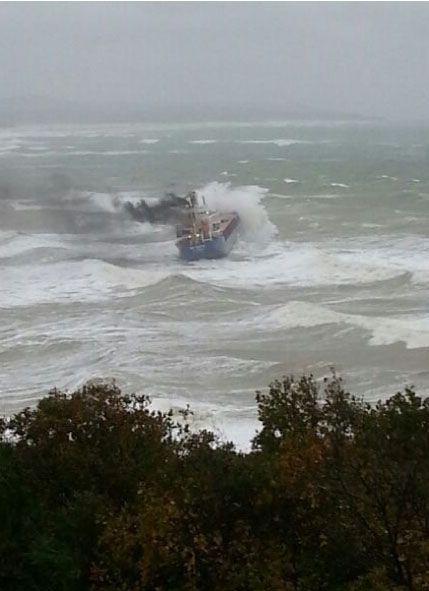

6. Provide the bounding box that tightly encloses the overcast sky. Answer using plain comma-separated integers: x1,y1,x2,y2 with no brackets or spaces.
0,2,428,120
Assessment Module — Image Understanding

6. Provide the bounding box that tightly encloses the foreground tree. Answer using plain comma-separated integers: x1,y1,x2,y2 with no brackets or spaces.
253,374,429,590
1,374,429,590
0,382,180,590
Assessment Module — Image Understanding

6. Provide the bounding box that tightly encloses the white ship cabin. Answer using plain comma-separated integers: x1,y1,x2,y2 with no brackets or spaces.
175,191,235,242
176,209,233,242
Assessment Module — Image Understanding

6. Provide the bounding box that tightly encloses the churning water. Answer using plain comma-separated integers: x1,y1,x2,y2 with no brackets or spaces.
1,120,429,446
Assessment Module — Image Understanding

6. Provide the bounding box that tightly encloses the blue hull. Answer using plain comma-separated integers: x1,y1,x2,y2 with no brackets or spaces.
177,220,239,261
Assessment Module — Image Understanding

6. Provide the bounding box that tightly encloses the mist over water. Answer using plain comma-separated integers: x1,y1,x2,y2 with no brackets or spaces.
1,120,429,446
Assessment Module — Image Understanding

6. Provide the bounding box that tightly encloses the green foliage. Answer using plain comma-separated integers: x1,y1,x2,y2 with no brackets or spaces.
1,375,429,590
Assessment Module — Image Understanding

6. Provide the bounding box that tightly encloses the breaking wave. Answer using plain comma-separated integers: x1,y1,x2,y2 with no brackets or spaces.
190,140,218,144
184,242,406,289
0,231,68,260
236,139,310,147
266,301,429,350
0,259,169,307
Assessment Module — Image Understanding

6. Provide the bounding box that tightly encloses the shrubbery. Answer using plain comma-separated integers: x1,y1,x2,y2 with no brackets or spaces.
1,374,429,590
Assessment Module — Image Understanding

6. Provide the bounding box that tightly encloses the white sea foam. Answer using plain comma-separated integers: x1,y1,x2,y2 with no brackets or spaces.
305,194,342,200
0,232,66,259
0,260,168,307
267,301,429,349
66,150,147,156
302,236,429,289
377,175,398,181
25,145,50,151
237,139,307,147
183,239,405,291
218,172,237,177
330,182,350,188
146,394,259,451
10,201,46,212
0,142,21,153
139,139,159,144
196,181,275,241
190,139,217,144
284,178,299,184
5,149,149,158
342,236,429,285
0,230,17,242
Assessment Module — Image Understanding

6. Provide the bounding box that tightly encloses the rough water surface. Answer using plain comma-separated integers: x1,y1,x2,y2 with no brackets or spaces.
1,120,429,446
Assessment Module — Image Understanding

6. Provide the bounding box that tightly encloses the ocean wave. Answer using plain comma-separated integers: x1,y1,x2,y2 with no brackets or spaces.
0,232,67,259
236,139,309,147
66,150,148,156
0,151,59,158
0,259,169,307
184,242,406,289
24,145,50,151
377,175,398,181
2,150,149,158
0,125,139,140
337,236,429,286
304,193,343,199
9,201,47,212
0,142,21,153
149,354,273,378
266,301,429,349
189,139,218,144
0,230,20,251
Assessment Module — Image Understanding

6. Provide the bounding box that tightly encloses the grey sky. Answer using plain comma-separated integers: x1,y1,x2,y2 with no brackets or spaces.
0,2,428,120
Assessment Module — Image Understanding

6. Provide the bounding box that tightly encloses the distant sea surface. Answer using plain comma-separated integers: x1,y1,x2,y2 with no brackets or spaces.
1,119,429,447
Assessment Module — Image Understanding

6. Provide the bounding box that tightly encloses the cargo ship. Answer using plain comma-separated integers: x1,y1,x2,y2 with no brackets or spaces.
175,191,240,261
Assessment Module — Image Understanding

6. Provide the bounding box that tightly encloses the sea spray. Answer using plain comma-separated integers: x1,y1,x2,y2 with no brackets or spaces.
196,182,276,241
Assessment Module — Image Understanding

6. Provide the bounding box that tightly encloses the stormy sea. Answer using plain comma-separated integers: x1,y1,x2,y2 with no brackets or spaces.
1,119,429,447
